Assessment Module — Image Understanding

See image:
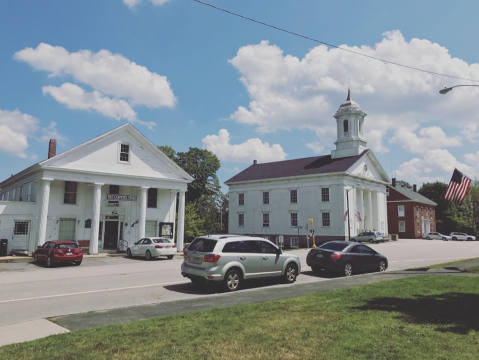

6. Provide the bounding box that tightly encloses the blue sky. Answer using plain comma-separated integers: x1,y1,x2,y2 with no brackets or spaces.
1,0,479,191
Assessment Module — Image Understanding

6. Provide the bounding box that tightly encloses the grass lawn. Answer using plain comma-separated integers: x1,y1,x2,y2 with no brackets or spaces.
1,276,479,360
464,266,479,274
410,258,478,270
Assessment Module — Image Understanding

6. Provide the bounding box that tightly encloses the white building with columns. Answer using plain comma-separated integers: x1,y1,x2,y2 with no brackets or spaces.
0,124,192,255
226,91,390,248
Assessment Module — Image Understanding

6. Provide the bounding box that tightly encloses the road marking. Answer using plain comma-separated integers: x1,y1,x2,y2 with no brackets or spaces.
0,280,190,304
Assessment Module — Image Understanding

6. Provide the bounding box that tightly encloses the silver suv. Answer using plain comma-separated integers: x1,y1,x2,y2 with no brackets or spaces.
181,235,301,292
350,231,384,244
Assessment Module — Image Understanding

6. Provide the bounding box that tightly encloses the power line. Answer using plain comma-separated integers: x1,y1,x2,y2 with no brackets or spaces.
192,0,479,83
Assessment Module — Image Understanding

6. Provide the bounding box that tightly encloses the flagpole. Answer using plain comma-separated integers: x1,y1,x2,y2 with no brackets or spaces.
346,189,351,241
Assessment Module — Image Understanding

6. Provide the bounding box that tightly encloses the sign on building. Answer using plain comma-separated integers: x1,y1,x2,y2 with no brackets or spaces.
106,194,137,202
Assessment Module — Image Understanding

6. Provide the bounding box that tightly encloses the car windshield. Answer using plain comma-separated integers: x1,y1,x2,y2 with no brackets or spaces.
188,238,217,252
56,243,78,249
152,238,171,243
319,242,349,251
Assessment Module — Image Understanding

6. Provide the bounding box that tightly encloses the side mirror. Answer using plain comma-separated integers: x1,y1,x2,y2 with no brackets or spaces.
37,246,41,249
276,248,282,255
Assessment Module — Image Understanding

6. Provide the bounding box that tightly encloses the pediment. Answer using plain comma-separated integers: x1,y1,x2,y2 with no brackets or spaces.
347,151,390,183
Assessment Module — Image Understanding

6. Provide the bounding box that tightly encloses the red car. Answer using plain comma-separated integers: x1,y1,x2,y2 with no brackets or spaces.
33,240,83,267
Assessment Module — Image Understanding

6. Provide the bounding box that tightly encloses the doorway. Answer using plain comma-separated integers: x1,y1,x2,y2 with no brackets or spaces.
104,221,119,249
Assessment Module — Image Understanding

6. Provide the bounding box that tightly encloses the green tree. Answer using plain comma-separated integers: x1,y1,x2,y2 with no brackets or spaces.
183,203,205,242
157,145,177,163
396,180,412,189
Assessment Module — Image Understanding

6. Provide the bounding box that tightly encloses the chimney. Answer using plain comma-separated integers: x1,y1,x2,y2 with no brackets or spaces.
48,139,57,159
253,160,257,165
392,178,396,187
413,184,417,192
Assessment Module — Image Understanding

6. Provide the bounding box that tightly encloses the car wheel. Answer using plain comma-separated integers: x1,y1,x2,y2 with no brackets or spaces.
378,260,387,272
145,250,152,260
191,278,203,286
284,263,298,283
442,237,447,241
46,256,53,268
452,237,457,241
167,255,174,260
467,237,472,241
369,239,374,243
223,269,242,292
351,238,356,242
127,248,132,258
426,236,431,240
73,261,81,266
311,266,322,273
343,263,353,277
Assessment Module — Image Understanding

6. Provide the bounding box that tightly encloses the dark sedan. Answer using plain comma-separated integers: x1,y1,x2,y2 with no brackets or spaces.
306,241,387,276
33,240,83,267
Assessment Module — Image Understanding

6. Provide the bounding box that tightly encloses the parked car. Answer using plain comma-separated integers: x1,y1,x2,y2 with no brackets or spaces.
423,232,451,241
127,237,177,260
306,241,388,276
449,232,477,241
33,240,83,267
181,235,301,292
350,231,384,243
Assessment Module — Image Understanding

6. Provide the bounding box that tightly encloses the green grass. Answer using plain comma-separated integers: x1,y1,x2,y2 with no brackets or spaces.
1,276,479,360
464,266,479,274
410,258,478,270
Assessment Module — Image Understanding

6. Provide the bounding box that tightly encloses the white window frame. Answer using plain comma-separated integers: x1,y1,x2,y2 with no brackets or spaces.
321,188,330,202
290,213,298,227
321,212,331,227
238,193,244,206
399,221,406,232
386,188,389,196
145,220,157,237
290,190,297,204
118,142,131,164
263,191,269,205
398,205,405,217
58,218,76,240
64,181,78,205
290,237,299,248
262,213,270,227
238,213,244,227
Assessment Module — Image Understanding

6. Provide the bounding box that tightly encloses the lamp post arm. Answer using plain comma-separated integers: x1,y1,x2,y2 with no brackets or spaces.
439,85,479,94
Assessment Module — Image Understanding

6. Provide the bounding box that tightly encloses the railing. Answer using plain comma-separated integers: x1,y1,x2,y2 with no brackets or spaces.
118,240,129,252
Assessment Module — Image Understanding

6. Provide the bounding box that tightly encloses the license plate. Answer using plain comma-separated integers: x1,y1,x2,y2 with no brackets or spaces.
165,246,171,249
317,253,323,258
66,252,72,255
189,256,202,265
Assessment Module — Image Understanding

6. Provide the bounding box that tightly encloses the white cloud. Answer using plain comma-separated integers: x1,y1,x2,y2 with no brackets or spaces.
15,43,176,108
305,142,324,154
123,0,173,9
390,125,462,153
42,83,156,129
228,32,479,155
0,109,65,159
202,129,287,163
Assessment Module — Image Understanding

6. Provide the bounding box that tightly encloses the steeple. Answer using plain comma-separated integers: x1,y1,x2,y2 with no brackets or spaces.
331,90,368,159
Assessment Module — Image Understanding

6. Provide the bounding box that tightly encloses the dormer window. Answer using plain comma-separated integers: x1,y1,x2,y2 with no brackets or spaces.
343,120,349,137
119,143,130,163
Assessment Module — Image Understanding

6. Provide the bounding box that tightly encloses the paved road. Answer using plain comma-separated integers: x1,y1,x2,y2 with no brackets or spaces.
1,239,478,326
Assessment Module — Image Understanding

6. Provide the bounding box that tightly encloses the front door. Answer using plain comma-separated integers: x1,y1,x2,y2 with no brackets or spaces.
104,221,119,249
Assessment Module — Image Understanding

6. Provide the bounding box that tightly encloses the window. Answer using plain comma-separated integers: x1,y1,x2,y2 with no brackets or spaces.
290,190,297,203
320,242,348,251
258,240,277,254
290,237,299,248
398,205,405,217
147,188,158,208
12,188,16,201
109,185,119,205
386,188,389,196
290,213,298,227
417,221,420,233
19,186,24,202
0,193,4,201
321,188,330,202
14,221,29,235
399,221,405,232
238,213,244,227
222,241,240,253
263,191,269,205
343,119,349,136
238,193,244,206
145,220,157,237
120,143,130,162
120,222,124,240
188,238,217,252
263,213,270,227
359,121,363,135
98,222,103,241
357,245,375,254
322,212,330,227
64,181,78,204
58,218,76,240
416,206,419,217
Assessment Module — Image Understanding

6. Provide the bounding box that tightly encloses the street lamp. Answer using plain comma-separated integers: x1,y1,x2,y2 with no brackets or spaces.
439,85,479,94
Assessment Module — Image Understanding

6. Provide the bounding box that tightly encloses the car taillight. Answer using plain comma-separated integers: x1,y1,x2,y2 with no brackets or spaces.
172,244,177,248
155,245,163,249
203,254,221,263
54,249,64,255
183,251,187,260
330,252,341,259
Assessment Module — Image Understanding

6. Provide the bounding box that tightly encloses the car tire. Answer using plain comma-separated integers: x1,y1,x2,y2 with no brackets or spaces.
369,239,374,243
33,253,38,262
145,250,152,260
467,237,472,241
378,260,387,272
74,261,81,266
223,269,242,292
284,263,298,284
311,266,322,273
191,278,203,286
127,248,132,258
452,237,457,241
426,236,431,240
343,262,353,277
46,256,54,268
442,237,447,241
351,239,357,242
167,255,174,260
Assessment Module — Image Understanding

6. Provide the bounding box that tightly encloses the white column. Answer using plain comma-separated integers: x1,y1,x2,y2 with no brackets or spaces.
170,190,179,240
367,190,373,231
375,191,381,231
351,187,357,235
372,190,379,231
177,190,186,251
89,183,103,255
36,178,53,250
138,186,149,239
358,187,364,232
383,192,388,234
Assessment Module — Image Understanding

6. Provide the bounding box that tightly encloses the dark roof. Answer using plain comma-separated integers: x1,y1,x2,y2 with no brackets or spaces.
225,150,368,184
388,185,437,206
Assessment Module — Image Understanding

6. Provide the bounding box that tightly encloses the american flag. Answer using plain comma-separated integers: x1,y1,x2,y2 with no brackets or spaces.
355,211,362,221
444,168,472,204
343,210,348,221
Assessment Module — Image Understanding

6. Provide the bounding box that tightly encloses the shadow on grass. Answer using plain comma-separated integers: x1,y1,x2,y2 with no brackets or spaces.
354,292,479,334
